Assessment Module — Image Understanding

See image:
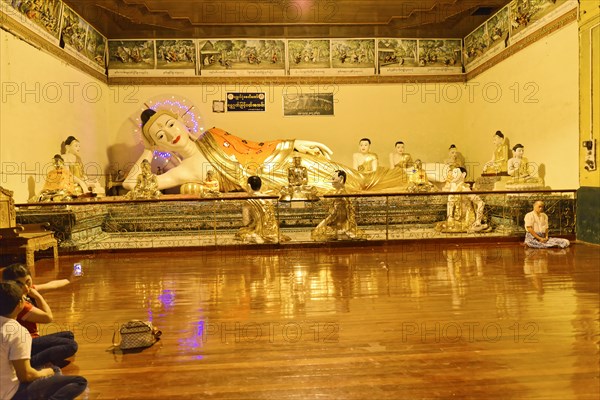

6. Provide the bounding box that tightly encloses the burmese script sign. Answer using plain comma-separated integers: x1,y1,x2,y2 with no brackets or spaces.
227,93,266,112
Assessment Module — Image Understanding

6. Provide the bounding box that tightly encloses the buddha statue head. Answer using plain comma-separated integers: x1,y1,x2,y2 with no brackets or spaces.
140,109,192,151
395,141,405,154
64,136,81,156
358,138,371,154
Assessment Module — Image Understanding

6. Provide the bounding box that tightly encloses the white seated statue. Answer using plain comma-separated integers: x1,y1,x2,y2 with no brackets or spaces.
506,144,545,189
62,136,105,196
353,138,379,173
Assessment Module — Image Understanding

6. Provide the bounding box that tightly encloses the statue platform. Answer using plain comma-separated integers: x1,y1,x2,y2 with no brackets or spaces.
13,190,576,252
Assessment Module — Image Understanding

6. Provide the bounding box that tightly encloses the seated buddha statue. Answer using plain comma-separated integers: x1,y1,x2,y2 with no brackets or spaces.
125,159,162,200
482,131,509,174
407,159,436,193
506,144,544,189
62,136,105,196
37,155,76,202
280,156,318,201
180,169,221,197
389,141,413,169
443,144,465,169
435,167,490,233
352,138,378,173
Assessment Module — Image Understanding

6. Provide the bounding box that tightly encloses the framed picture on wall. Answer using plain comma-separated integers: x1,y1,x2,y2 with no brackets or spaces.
212,100,225,113
283,93,334,116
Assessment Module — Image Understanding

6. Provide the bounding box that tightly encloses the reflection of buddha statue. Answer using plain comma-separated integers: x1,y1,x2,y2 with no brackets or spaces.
311,170,366,241
37,155,76,202
236,176,289,244
443,144,465,169
506,144,544,189
62,136,105,196
389,141,413,169
280,156,318,201
352,138,378,173
407,159,436,192
125,159,162,200
482,131,509,174
435,167,490,233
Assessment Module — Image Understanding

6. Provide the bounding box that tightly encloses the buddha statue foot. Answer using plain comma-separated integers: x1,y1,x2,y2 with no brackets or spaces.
466,223,491,233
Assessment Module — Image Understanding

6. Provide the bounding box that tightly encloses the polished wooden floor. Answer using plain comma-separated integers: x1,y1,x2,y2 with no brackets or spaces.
28,242,599,399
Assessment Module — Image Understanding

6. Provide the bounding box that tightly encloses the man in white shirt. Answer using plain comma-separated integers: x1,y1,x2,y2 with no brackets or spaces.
0,282,87,400
524,201,570,248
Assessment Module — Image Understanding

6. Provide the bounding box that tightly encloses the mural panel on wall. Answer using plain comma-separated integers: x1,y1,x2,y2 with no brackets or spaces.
199,39,286,76
417,39,463,74
377,39,419,75
509,0,577,43
330,39,376,75
84,26,107,73
156,40,196,76
0,0,577,81
288,39,332,76
61,4,106,73
108,40,155,77
0,0,62,45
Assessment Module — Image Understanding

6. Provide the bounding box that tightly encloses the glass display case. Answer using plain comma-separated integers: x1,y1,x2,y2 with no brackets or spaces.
15,190,576,251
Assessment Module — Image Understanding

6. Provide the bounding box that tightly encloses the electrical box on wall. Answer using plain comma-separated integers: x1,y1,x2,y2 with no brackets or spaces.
583,139,597,171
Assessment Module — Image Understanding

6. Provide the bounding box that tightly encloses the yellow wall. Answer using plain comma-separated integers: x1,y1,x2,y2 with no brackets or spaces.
579,0,600,187
0,30,109,201
465,23,579,189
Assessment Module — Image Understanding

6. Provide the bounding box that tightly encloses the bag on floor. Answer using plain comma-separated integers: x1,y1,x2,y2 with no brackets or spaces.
113,320,162,350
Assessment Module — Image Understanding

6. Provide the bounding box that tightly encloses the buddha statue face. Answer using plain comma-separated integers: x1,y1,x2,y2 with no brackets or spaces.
514,147,524,158
359,139,371,154
146,113,191,151
293,156,302,167
493,134,504,146
448,147,457,158
395,143,405,154
65,139,81,155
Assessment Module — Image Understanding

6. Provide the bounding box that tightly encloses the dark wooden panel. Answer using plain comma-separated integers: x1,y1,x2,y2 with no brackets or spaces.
577,186,600,244
62,0,511,39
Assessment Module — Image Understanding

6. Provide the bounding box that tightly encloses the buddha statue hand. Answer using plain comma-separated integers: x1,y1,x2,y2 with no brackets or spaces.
295,140,333,159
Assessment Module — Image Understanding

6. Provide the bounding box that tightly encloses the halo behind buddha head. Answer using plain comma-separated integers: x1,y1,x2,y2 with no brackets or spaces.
135,95,204,148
